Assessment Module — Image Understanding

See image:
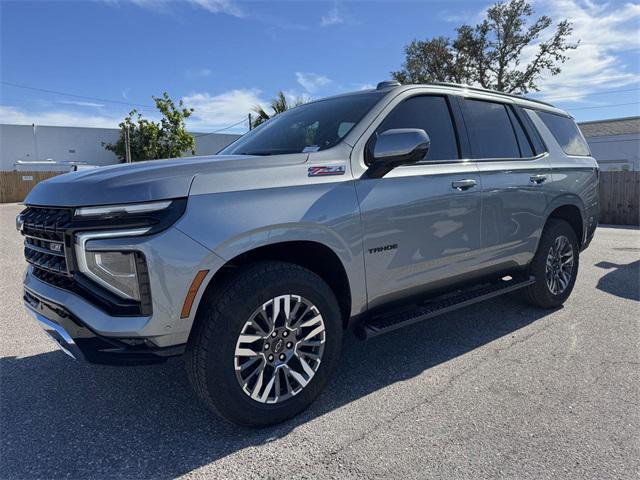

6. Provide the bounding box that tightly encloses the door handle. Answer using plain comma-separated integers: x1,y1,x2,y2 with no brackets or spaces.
451,179,477,191
530,174,547,184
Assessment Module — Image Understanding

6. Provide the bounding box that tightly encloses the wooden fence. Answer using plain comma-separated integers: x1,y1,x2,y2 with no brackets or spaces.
0,171,63,203
1,169,639,225
598,171,640,226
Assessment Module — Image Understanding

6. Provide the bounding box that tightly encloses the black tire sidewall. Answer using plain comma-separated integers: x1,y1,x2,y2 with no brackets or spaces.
197,262,342,426
528,219,580,308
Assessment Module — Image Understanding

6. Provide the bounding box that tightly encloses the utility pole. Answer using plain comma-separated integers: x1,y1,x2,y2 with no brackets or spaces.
248,113,252,131
124,126,132,163
32,123,39,160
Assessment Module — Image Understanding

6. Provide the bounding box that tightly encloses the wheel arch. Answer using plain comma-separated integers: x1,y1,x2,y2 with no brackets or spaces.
196,240,354,329
544,196,586,247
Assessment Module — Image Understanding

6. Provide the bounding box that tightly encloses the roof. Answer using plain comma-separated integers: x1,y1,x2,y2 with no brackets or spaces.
317,82,567,117
578,116,640,138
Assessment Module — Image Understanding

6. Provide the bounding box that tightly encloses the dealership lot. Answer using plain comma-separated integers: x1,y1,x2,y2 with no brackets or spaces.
1,202,638,480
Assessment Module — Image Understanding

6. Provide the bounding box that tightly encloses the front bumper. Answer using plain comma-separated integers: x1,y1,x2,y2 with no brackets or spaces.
24,288,185,365
21,225,225,365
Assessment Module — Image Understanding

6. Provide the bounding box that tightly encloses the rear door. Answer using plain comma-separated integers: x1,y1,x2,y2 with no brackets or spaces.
355,94,484,308
458,97,552,268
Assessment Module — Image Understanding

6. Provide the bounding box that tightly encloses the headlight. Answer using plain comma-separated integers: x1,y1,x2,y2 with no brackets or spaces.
74,200,172,218
75,229,149,301
71,198,187,236
71,199,186,303
85,251,141,300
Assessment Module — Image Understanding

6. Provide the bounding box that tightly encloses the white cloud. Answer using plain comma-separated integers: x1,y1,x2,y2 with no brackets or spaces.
321,4,345,26
188,0,244,17
0,88,263,132
439,8,485,24
58,100,106,108
110,0,244,17
355,83,375,91
448,0,640,104
295,72,331,93
527,0,640,102
182,88,265,131
185,68,212,79
0,105,124,128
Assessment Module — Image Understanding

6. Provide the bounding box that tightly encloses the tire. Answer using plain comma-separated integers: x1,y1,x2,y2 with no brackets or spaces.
523,218,580,309
185,261,343,427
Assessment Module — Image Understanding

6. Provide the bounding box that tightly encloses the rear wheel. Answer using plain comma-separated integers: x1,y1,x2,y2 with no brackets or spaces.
523,218,579,309
186,261,342,427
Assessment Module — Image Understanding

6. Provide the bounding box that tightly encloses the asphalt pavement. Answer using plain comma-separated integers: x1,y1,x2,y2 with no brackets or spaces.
1,202,638,479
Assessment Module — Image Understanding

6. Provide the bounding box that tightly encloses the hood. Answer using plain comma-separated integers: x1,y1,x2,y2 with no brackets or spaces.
25,154,308,207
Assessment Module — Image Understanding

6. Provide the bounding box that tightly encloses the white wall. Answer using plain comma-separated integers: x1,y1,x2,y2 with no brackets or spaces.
0,124,240,171
586,133,639,171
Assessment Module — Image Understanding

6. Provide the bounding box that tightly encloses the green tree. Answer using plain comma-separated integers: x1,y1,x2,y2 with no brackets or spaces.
104,92,196,162
392,0,578,94
251,91,307,129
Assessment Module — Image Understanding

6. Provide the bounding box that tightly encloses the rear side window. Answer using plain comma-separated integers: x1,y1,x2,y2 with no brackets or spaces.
375,95,459,161
462,99,520,159
537,111,591,156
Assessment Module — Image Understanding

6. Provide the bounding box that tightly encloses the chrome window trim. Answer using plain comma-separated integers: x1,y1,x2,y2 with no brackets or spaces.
75,228,150,300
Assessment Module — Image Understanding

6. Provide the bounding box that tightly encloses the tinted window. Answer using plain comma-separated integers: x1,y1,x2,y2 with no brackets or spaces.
221,92,384,156
462,99,520,158
375,95,459,161
537,111,590,156
507,107,534,157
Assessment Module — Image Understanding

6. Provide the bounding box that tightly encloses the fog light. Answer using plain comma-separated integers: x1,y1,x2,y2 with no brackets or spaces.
85,251,140,300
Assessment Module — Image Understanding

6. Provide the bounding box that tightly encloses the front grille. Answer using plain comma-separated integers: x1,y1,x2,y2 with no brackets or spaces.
21,207,72,241
32,266,75,291
20,205,149,317
21,206,73,276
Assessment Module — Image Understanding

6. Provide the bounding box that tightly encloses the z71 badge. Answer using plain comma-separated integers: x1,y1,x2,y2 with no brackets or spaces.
308,166,346,177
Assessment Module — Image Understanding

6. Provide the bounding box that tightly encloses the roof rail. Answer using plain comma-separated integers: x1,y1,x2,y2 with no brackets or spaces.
428,82,555,108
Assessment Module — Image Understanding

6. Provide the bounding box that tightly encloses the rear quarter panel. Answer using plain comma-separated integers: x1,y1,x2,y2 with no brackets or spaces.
528,110,599,245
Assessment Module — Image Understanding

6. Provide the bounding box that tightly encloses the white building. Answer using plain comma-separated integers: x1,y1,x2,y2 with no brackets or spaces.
578,116,639,172
0,124,241,171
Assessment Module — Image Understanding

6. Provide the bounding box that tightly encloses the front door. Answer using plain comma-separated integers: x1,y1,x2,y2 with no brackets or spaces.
355,94,483,309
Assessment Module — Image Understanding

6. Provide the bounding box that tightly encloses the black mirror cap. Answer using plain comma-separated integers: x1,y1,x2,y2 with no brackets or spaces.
363,128,431,179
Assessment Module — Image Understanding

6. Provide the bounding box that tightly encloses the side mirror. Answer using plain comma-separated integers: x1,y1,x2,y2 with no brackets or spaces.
363,128,431,179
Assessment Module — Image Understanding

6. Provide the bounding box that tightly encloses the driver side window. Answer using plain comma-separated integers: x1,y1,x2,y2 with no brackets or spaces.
373,95,460,163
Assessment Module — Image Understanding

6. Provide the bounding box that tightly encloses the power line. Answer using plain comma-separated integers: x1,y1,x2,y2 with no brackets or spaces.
1,81,155,109
2,81,250,135
584,138,639,144
544,87,640,102
194,118,248,137
570,101,640,111
541,75,639,88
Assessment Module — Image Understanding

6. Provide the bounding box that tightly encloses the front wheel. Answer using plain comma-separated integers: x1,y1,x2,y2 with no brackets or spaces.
185,261,343,427
523,218,580,309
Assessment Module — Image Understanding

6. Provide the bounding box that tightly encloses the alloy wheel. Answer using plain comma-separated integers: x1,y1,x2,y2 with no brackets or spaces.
234,295,326,404
545,235,574,295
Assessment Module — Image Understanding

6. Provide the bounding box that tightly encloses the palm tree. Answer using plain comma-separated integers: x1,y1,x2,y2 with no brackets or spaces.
251,91,307,128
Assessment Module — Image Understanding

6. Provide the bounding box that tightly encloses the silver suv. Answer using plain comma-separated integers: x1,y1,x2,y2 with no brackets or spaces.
18,81,598,426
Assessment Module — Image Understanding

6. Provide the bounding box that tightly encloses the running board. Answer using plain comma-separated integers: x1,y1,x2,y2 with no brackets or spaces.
356,274,536,340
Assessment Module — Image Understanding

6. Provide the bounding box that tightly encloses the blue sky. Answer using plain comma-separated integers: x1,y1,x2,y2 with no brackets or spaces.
1,0,639,133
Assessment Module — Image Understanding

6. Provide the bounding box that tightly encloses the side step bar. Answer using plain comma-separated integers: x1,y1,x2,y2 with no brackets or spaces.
356,274,536,340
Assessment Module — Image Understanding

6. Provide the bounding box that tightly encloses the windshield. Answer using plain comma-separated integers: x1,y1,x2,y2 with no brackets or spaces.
221,92,384,156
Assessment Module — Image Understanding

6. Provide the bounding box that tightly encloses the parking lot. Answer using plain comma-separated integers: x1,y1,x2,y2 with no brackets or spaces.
1,202,638,479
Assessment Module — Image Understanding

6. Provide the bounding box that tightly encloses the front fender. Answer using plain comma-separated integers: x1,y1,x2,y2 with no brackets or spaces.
175,182,367,317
